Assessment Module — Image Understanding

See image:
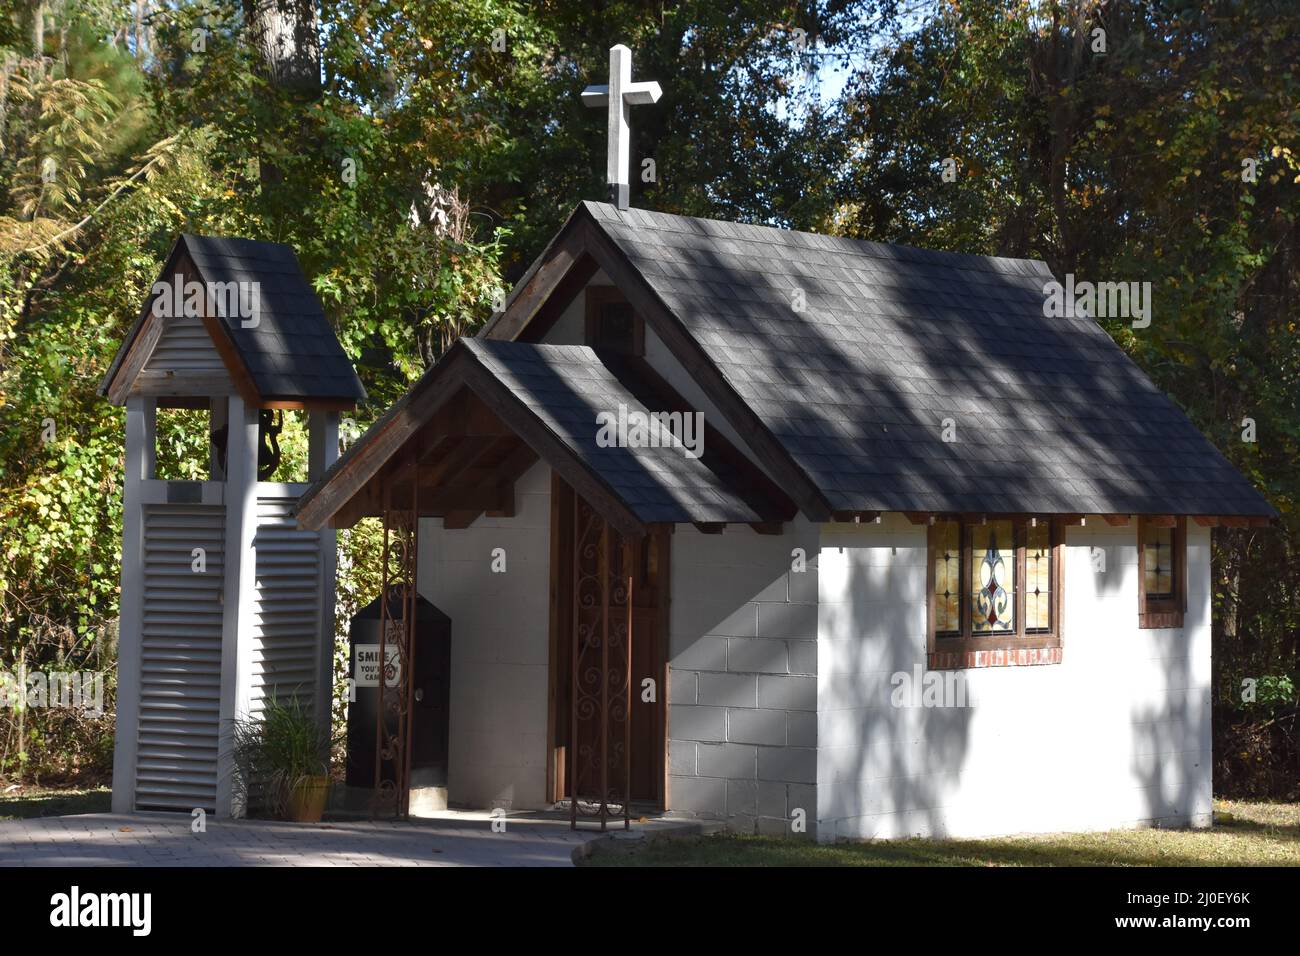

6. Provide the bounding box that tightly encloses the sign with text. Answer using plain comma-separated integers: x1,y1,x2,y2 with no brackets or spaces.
354,644,402,688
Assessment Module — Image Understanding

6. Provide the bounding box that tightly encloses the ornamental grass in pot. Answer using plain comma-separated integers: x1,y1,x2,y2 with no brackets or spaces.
231,694,338,822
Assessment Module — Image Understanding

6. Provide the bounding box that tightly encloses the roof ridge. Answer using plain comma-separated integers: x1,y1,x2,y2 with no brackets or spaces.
582,200,1053,276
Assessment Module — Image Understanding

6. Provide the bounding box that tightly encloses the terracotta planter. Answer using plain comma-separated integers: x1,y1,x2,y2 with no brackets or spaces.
286,775,330,822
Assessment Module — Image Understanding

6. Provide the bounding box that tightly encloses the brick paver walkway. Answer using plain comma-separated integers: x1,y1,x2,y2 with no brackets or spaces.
0,811,613,866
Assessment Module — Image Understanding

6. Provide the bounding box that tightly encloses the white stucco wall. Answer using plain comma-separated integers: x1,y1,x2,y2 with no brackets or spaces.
817,515,1213,841
667,520,821,836
416,462,552,810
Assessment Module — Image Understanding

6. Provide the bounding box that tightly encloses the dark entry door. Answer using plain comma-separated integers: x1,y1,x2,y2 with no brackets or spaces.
550,478,666,815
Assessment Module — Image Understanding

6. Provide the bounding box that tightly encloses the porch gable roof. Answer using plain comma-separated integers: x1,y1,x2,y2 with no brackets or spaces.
295,338,787,533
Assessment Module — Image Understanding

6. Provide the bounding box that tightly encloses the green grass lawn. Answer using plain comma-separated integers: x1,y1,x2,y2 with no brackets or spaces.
583,800,1300,867
0,786,112,821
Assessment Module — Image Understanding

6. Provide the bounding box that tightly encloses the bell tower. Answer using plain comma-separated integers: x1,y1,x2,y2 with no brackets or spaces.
100,234,365,816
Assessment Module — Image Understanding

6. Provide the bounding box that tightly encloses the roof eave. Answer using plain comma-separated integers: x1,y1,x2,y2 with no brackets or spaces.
98,235,187,402
478,202,596,340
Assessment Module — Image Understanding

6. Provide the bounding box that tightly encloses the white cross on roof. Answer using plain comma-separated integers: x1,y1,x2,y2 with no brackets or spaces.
581,44,662,210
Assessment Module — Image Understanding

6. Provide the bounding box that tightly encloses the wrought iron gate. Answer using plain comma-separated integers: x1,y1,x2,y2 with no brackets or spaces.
374,462,418,818
569,498,633,830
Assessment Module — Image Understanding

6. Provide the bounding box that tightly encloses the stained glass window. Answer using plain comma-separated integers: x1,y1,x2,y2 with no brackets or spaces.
929,517,1062,648
1025,521,1052,633
933,520,961,636
1143,525,1174,599
970,520,1015,634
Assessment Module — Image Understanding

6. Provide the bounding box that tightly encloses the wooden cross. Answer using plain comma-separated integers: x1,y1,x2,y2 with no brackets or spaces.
581,44,662,210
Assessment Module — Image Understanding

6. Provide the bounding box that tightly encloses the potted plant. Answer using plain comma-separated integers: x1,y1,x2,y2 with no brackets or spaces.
230,693,338,822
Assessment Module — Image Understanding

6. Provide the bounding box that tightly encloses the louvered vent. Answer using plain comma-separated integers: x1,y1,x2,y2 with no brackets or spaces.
251,494,322,714
144,311,225,373
136,505,224,811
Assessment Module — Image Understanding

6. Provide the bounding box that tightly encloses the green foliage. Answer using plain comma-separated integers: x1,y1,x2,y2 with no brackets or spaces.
330,517,386,761
0,618,116,781
1248,675,1296,713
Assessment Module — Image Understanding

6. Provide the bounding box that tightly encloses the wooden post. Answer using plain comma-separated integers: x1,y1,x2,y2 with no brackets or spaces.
110,395,155,813
599,520,609,831
208,397,227,481
216,393,260,817
625,565,632,831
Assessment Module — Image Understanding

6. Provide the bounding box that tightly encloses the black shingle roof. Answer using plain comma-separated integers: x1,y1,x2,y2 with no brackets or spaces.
582,201,1274,517
464,339,776,523
101,234,365,403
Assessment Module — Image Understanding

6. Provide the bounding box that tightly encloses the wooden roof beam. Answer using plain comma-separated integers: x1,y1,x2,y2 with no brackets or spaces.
490,218,595,342
443,510,482,530
616,356,797,523
419,484,513,512
297,342,647,538
1194,515,1273,528
295,358,471,530
831,510,882,524
421,435,500,488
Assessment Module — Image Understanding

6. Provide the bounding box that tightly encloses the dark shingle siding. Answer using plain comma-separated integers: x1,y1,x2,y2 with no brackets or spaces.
585,201,1273,517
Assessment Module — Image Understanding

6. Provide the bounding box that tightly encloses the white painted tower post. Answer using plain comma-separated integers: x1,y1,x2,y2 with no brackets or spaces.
109,396,155,814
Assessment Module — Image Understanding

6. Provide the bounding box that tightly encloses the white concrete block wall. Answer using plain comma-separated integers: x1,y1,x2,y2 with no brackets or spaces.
417,462,552,810
817,516,1213,841
668,520,820,836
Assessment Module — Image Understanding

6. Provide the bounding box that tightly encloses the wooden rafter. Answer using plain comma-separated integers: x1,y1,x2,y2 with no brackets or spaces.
831,510,882,524
422,435,500,488
489,221,592,341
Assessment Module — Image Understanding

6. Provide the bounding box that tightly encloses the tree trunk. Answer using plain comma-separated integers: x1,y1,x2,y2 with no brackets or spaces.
134,0,145,60
31,1,44,58
243,0,321,188
243,0,322,95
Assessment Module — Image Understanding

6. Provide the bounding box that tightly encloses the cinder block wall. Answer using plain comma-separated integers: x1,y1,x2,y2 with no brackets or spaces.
417,462,552,810
667,520,820,837
817,515,1213,841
